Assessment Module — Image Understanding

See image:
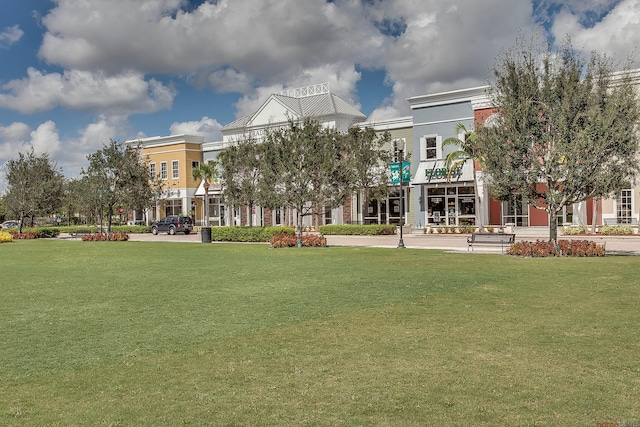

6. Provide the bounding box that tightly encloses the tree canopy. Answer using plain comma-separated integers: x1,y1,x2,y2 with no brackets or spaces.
82,140,158,232
219,119,389,236
4,147,64,232
475,39,640,241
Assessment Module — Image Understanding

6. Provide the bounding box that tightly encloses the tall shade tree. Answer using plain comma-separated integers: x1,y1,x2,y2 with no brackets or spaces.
4,147,64,233
342,126,392,225
83,140,157,233
259,119,351,243
476,38,640,242
443,124,486,230
217,138,263,227
192,161,218,228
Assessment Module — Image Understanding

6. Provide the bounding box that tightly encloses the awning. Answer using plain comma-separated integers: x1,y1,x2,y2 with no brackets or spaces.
194,178,222,196
411,159,474,185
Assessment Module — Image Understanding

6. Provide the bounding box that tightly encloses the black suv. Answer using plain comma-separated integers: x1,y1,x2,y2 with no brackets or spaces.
151,216,193,235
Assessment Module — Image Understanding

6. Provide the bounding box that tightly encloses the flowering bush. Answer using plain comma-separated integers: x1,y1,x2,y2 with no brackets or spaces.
81,233,129,241
599,225,634,235
507,239,605,257
270,233,327,248
0,231,13,243
562,226,587,235
9,231,39,239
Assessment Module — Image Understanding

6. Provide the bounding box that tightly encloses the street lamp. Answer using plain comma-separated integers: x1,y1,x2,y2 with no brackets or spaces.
396,139,406,249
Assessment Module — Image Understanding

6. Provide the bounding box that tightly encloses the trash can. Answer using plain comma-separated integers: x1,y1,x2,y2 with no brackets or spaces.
201,227,212,243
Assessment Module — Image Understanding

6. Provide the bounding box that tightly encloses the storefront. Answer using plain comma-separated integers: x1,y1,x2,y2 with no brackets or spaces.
411,159,479,227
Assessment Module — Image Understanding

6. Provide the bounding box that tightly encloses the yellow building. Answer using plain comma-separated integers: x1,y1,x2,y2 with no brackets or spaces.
132,134,205,224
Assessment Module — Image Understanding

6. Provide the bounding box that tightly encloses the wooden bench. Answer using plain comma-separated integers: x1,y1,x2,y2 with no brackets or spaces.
467,233,516,254
70,229,94,239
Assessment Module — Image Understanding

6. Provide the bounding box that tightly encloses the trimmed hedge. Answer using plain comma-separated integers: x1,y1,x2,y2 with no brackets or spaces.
318,224,397,236
209,226,295,242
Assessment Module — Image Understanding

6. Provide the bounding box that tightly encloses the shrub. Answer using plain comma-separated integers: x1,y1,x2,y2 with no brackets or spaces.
0,231,13,243
563,225,587,235
270,233,327,248
599,225,634,235
9,231,39,239
486,226,494,233
81,233,129,241
318,224,396,235
210,226,295,242
507,240,605,257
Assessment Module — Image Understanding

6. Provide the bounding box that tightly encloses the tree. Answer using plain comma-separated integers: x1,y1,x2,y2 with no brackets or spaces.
4,147,64,233
443,124,485,230
476,38,640,242
192,161,218,227
259,119,352,243
83,140,158,233
217,137,263,226
341,126,392,225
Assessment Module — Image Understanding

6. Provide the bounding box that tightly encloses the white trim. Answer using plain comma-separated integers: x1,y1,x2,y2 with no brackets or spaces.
408,86,489,109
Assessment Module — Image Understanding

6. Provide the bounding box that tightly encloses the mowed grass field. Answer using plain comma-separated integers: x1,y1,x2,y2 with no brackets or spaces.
1,239,639,426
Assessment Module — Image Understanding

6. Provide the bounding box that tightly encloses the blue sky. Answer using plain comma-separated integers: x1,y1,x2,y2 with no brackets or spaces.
0,0,637,189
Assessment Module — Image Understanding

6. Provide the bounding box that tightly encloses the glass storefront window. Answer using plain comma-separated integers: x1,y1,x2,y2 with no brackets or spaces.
503,196,529,226
427,186,475,226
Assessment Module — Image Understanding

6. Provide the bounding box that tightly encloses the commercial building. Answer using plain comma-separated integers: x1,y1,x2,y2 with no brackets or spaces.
131,74,640,233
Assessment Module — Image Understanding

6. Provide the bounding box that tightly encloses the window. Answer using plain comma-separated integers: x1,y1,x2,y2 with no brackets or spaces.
160,162,168,180
191,160,200,174
149,163,156,179
172,160,179,179
616,189,632,224
164,199,182,216
503,195,529,227
420,136,440,160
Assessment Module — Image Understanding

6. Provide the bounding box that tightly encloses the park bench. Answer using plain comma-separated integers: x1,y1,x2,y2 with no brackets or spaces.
467,233,516,254
70,229,94,239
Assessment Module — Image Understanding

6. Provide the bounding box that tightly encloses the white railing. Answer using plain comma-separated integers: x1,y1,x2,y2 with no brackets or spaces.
280,82,329,98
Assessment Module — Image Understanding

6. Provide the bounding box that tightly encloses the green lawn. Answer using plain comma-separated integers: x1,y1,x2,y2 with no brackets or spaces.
1,239,639,426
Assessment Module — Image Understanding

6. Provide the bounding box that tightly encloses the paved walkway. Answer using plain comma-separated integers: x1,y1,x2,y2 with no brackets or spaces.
120,230,640,256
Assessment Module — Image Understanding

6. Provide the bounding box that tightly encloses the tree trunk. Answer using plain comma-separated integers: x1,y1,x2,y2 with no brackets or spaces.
549,210,558,243
203,183,210,227
296,206,304,248
591,198,599,234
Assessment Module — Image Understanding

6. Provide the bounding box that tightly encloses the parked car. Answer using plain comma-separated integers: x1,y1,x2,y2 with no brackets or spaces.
151,216,193,235
0,220,20,229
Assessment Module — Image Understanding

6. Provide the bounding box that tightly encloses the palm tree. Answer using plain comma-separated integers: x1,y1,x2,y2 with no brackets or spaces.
192,161,218,227
442,123,486,231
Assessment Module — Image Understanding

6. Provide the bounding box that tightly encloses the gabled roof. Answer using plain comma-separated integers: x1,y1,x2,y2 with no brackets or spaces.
221,90,366,132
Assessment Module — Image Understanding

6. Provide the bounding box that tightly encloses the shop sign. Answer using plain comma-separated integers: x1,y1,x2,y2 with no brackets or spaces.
425,166,463,180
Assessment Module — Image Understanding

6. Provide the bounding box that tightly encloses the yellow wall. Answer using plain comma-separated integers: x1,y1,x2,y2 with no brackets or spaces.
143,142,203,189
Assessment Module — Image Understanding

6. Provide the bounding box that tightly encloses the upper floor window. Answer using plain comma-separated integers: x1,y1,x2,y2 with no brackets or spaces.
172,160,179,179
149,163,156,180
420,135,440,160
160,162,168,180
192,160,200,174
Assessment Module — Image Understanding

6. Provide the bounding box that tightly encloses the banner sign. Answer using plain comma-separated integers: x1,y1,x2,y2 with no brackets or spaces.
390,162,411,184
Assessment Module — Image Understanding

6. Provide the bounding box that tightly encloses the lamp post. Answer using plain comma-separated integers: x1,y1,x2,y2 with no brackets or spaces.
396,139,406,249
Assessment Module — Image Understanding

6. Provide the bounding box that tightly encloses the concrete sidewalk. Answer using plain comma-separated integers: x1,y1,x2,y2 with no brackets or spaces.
121,229,640,256
324,231,640,255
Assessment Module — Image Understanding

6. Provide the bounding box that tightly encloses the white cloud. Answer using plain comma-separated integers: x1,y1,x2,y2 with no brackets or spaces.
0,25,23,48
551,0,640,62
0,68,176,115
169,116,223,141
30,121,62,156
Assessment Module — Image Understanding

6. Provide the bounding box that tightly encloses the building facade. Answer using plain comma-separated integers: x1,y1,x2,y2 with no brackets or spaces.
132,76,640,232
